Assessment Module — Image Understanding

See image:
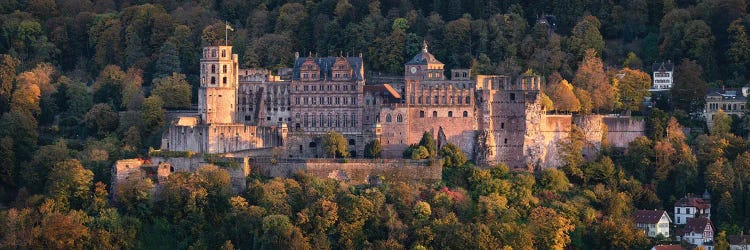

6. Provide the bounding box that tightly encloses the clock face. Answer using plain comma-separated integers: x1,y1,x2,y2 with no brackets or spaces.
410,66,417,74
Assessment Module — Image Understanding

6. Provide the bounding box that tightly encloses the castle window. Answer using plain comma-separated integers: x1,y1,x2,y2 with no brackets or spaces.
434,96,439,104
509,93,515,101
221,49,226,57
504,138,508,144
311,85,316,91
295,97,300,105
320,114,325,127
433,111,437,118
501,122,505,129
328,114,333,127
211,77,216,84
336,113,340,127
211,64,216,73
211,49,217,57
223,65,227,73
352,114,356,127
223,77,227,84
463,111,468,117
303,73,308,79
448,111,453,117
466,96,471,103
312,114,316,127
420,111,425,118
418,96,423,104
312,73,317,79
397,114,403,122
343,114,348,127
304,113,309,127
349,139,355,145
304,86,308,91
309,142,317,148
386,114,392,122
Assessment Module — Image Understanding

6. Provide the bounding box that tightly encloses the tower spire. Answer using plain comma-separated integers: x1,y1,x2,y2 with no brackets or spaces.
422,40,428,53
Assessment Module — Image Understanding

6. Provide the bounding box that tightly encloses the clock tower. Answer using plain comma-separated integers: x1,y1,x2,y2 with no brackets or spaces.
404,41,444,81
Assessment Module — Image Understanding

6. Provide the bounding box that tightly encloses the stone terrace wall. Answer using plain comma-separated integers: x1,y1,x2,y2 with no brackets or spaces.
252,158,442,184
535,115,572,168
603,116,646,148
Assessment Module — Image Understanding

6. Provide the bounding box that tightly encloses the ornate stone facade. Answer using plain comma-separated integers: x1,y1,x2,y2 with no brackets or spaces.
161,43,645,170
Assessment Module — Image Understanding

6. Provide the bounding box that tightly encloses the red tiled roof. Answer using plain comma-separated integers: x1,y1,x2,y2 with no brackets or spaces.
674,194,711,209
634,210,668,224
652,244,684,250
676,217,713,237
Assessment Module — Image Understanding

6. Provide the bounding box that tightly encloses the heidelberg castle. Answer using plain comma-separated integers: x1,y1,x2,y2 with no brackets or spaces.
160,42,645,170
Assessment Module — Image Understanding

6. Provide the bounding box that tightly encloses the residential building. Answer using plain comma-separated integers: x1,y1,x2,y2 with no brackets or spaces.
676,217,714,249
704,87,749,129
729,234,750,250
634,210,671,237
674,193,711,225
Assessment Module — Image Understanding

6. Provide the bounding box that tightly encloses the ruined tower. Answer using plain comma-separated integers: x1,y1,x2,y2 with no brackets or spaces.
199,46,238,124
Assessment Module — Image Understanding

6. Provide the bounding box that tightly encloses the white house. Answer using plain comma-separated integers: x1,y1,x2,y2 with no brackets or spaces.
634,210,672,238
674,193,711,225
652,61,674,90
676,217,714,249
729,234,750,250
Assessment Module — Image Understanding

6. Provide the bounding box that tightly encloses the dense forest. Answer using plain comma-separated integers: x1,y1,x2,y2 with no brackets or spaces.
2,0,750,249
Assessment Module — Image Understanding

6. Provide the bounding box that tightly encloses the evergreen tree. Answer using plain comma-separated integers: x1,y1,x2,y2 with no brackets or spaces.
154,41,181,78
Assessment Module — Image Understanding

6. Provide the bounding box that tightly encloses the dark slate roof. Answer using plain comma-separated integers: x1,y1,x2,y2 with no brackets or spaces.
406,47,443,65
674,194,711,209
729,234,750,245
292,56,364,81
676,217,713,237
706,88,748,101
634,210,669,224
653,61,674,72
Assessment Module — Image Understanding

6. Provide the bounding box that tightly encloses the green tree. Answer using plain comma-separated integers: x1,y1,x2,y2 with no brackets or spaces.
0,54,19,112
46,159,94,210
322,131,348,159
712,109,732,137
363,139,382,159
569,16,605,57
419,132,437,158
84,103,119,137
260,214,311,249
715,230,730,250
726,19,750,80
154,40,180,78
141,96,165,136
93,65,126,108
671,59,707,113
152,73,191,109
529,206,574,250
115,171,154,217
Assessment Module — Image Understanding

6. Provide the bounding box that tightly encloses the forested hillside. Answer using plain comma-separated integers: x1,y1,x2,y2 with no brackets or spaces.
2,0,750,249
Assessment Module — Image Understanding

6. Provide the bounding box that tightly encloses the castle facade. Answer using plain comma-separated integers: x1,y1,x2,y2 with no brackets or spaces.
162,43,644,170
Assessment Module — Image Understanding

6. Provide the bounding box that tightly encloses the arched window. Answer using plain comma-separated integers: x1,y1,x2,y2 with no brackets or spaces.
448,111,453,117
223,77,227,84
463,111,468,117
397,114,403,122
419,111,425,118
211,77,216,84
432,111,437,117
211,64,216,73
386,114,392,122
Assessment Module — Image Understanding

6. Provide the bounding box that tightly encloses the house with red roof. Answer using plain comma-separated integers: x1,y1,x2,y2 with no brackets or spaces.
634,210,671,237
675,217,714,249
729,234,750,250
650,244,684,250
674,193,711,225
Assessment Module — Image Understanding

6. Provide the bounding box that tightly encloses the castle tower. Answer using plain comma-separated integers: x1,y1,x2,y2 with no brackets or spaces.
199,46,238,124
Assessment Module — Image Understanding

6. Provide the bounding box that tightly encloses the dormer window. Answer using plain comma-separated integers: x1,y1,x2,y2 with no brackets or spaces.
303,73,308,79
312,73,317,79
